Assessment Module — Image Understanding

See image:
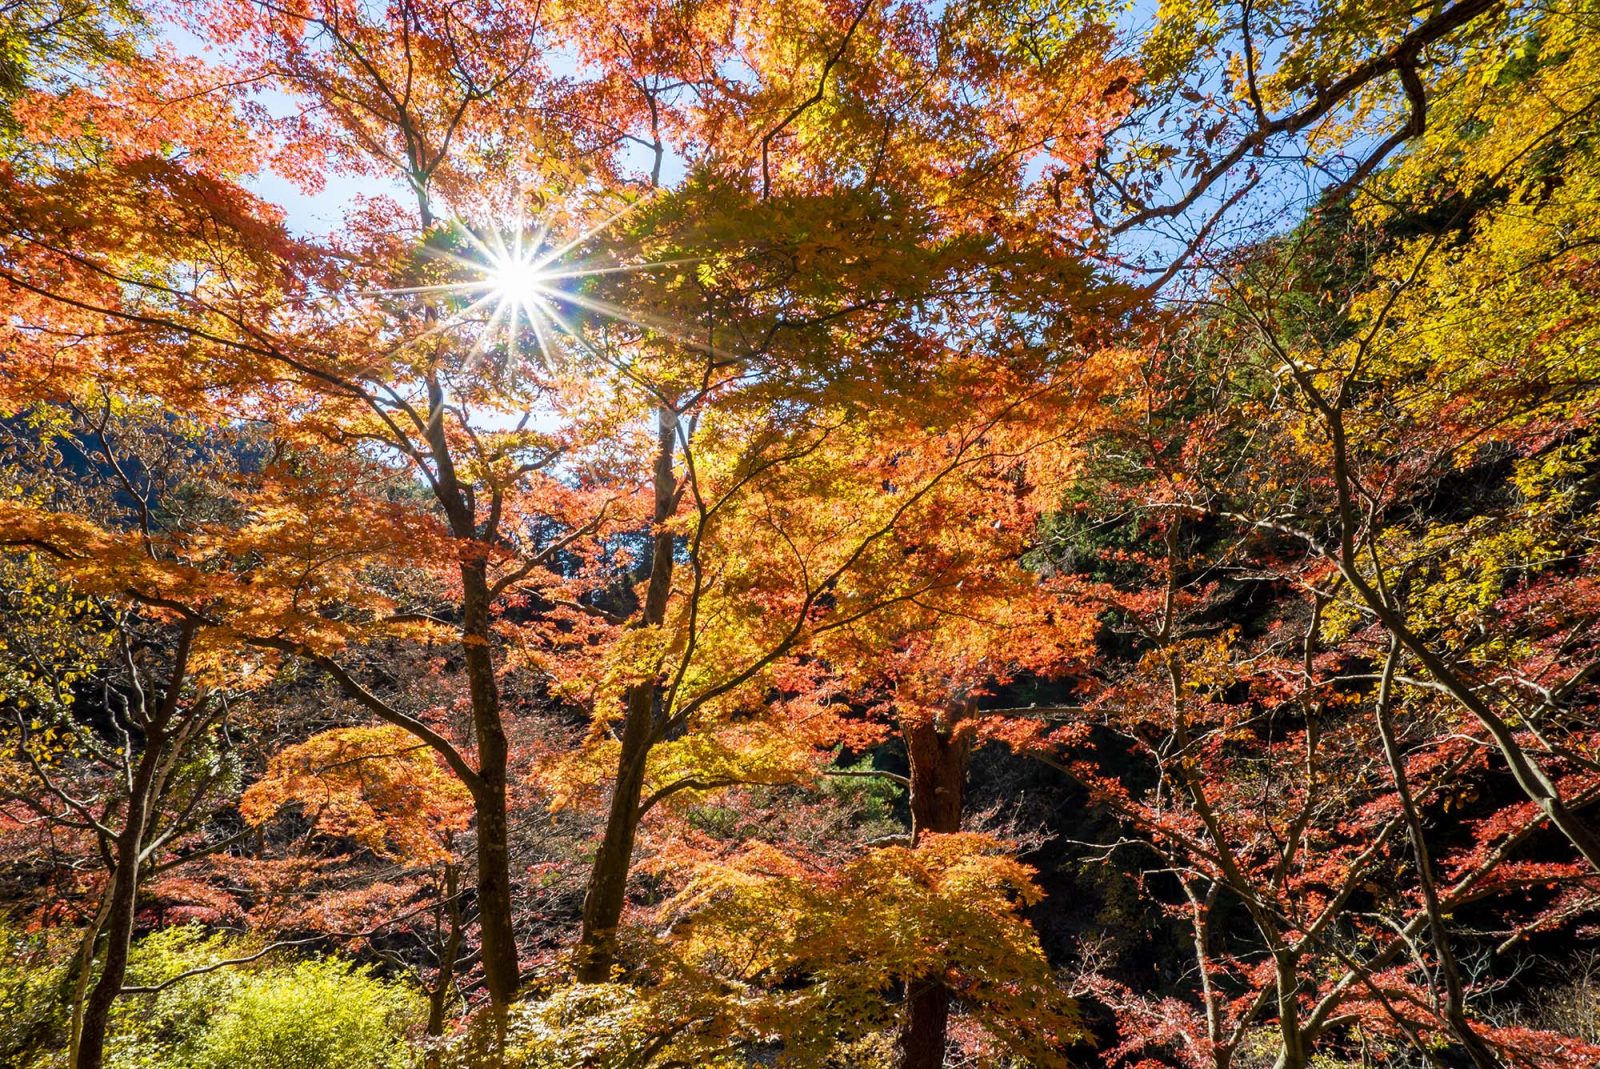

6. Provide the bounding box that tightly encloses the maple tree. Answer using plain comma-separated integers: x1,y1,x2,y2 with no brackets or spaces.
0,405,317,1069
1016,42,1600,1048
768,437,1108,1064
240,723,474,1045
1020,8,1600,1060
3,0,1133,1053
4,0,1600,1067
1002,299,1599,1069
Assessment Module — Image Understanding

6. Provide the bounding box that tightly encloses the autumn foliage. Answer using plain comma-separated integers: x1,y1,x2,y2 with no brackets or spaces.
3,0,1600,1068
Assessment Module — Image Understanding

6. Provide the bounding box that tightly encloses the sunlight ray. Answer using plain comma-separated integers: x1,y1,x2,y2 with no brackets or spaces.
533,195,653,268
382,288,504,359
550,288,728,360
381,191,697,370
533,257,702,282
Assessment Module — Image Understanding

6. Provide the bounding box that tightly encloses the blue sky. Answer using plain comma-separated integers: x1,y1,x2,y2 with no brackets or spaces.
156,18,379,233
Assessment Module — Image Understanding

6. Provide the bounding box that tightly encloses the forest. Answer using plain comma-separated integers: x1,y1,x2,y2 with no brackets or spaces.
2,0,1599,1066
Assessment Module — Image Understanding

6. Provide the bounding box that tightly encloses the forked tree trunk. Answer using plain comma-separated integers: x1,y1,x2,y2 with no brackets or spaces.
897,711,974,1069
73,624,197,1069
73,742,160,1069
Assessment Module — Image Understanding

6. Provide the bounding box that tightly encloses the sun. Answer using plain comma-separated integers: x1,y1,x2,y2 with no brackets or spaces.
475,236,559,361
374,196,712,371
484,248,551,309
379,224,572,369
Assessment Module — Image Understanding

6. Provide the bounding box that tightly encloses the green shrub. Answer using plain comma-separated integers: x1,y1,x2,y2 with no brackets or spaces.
442,984,742,1069
0,920,72,1068
108,927,422,1069
181,958,419,1069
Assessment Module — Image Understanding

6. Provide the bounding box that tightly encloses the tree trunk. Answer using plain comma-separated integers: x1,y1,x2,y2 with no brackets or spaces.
73,741,161,1069
411,225,521,1018
576,405,677,982
1373,641,1502,1069
73,625,198,1069
903,715,970,840
425,866,464,1069
1269,949,1307,1069
899,978,953,1069
460,564,520,1011
575,682,654,982
65,893,114,1069
897,711,973,1069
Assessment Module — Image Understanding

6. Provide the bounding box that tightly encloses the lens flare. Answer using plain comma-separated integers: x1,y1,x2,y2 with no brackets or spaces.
485,250,550,308
368,195,716,373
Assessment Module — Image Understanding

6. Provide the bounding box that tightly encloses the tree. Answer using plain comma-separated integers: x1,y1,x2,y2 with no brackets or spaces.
17,3,1599,1068
241,724,474,1048
1,0,1138,1030
658,832,1081,1066
0,0,138,151
784,456,1106,1065
4,0,586,1010
0,412,284,1069
1085,0,1600,879
542,0,1137,986
1016,219,1600,1065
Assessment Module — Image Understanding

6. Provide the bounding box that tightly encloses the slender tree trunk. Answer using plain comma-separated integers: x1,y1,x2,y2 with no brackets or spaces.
1373,640,1502,1069
1182,881,1231,1069
460,564,520,1011
416,369,520,1013
576,406,677,982
575,683,654,982
65,893,114,1069
411,211,519,1016
73,740,161,1069
1269,949,1307,1069
425,866,464,1069
897,710,973,1069
1163,636,1307,1069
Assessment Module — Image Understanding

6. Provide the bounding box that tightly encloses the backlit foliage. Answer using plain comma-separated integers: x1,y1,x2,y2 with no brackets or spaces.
3,0,1600,1067
241,725,473,865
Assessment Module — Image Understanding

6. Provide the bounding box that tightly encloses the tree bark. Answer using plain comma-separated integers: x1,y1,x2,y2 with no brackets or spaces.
1373,640,1502,1069
899,976,953,1069
576,405,677,982
419,362,521,1014
896,710,973,1069
904,715,971,840
73,741,159,1069
575,683,655,982
461,563,519,1010
65,895,113,1069
425,866,464,1069
1268,949,1307,1069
